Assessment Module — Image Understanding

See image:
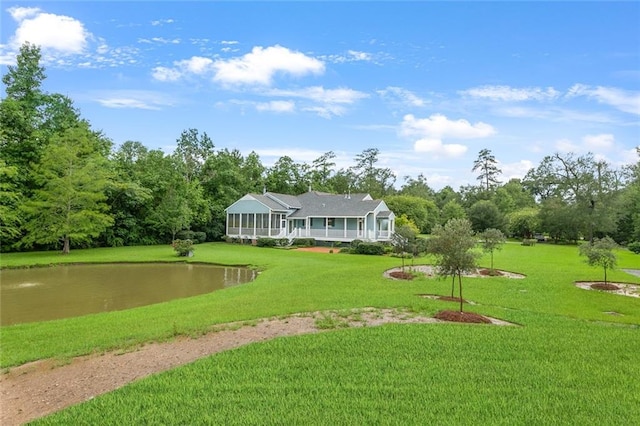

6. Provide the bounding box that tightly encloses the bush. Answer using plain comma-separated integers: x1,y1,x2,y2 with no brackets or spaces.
256,237,278,247
353,242,385,256
176,231,207,244
521,238,537,246
172,239,194,257
292,238,315,247
628,241,640,254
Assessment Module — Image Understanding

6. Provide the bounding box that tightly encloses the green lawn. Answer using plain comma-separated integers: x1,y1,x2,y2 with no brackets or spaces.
2,242,640,424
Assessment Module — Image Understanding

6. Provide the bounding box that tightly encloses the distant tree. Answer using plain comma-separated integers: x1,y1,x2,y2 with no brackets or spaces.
385,195,439,234
265,155,307,194
468,200,504,233
440,200,466,225
399,173,434,199
21,125,114,254
506,207,539,239
472,149,502,192
479,228,506,274
428,218,480,311
579,237,618,285
350,148,396,198
173,128,214,183
309,151,337,192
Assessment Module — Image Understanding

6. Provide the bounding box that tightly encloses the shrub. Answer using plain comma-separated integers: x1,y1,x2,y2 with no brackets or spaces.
256,237,278,247
176,231,207,244
172,239,194,257
354,242,385,256
292,238,315,247
628,241,640,254
521,238,537,246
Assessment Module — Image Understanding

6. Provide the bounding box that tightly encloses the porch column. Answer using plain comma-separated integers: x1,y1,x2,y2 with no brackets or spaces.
268,212,272,237
253,213,257,237
239,214,243,236
344,218,347,238
325,217,328,237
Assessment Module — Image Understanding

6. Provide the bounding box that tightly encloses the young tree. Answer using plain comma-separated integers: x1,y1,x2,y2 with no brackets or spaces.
391,225,417,272
472,149,502,192
428,218,480,311
479,228,506,274
579,237,618,285
21,125,114,254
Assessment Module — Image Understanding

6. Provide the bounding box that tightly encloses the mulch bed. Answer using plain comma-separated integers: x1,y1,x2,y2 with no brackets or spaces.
389,271,415,280
590,283,621,291
434,310,492,324
477,268,504,276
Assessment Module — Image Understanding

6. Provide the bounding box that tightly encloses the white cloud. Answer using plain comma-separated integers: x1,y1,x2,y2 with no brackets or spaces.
8,8,90,54
501,160,535,181
400,114,496,139
461,85,560,102
377,86,427,107
93,90,175,110
414,138,468,157
555,138,580,153
8,6,40,21
212,45,325,86
152,66,182,82
567,84,640,115
256,100,296,113
151,56,213,81
265,86,368,118
583,134,614,151
151,19,174,26
347,50,372,61
400,114,494,159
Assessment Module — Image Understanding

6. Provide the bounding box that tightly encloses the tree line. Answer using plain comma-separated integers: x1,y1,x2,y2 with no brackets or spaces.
2,43,639,253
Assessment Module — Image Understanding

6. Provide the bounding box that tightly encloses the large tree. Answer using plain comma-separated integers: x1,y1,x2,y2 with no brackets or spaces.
523,152,622,242
472,148,502,192
21,125,114,254
349,148,396,198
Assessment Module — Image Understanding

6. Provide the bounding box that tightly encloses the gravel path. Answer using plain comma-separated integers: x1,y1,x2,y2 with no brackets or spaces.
1,308,516,425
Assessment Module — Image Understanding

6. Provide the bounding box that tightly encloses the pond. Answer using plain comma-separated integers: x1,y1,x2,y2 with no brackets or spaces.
0,263,256,326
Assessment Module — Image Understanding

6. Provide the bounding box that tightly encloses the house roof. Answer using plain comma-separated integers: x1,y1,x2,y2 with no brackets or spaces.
265,192,302,209
246,193,290,211
287,191,385,218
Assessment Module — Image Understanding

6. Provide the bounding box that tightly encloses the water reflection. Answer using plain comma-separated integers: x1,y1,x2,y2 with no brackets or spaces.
0,263,255,326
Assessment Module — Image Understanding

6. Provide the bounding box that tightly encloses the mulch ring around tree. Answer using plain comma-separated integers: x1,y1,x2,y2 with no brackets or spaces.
417,294,476,305
384,265,526,280
434,310,493,324
574,281,640,298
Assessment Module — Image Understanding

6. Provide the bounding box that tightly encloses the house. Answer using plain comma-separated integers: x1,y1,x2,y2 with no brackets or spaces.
225,191,395,243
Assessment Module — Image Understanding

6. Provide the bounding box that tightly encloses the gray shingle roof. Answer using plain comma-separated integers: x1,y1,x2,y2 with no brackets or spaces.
265,192,302,209
247,194,290,211
287,191,384,218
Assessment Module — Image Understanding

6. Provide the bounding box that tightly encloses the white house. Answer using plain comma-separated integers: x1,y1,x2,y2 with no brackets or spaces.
225,191,395,243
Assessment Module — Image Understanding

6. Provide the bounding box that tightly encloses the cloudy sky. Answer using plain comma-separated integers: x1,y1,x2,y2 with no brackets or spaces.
1,1,638,190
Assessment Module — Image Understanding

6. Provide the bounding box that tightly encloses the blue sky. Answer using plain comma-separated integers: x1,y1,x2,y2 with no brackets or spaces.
1,1,639,190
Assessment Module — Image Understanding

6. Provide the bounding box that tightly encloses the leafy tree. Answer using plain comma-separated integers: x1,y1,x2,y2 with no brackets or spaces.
539,197,581,243
309,151,337,192
399,173,434,199
440,200,466,225
265,155,307,194
395,214,420,235
349,148,396,198
385,195,438,233
523,153,622,242
21,125,114,254
428,218,480,311
472,148,502,192
468,200,504,233
0,42,47,193
434,185,461,210
0,160,22,244
173,128,214,183
579,237,618,284
479,228,506,274
506,207,540,239
391,225,417,271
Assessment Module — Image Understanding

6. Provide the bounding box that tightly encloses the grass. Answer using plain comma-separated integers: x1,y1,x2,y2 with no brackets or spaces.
2,241,640,424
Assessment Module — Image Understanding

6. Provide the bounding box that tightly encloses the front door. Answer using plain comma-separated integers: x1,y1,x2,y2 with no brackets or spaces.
357,218,364,238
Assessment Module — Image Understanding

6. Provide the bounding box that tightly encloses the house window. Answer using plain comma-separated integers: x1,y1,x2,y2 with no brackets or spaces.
327,218,335,227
